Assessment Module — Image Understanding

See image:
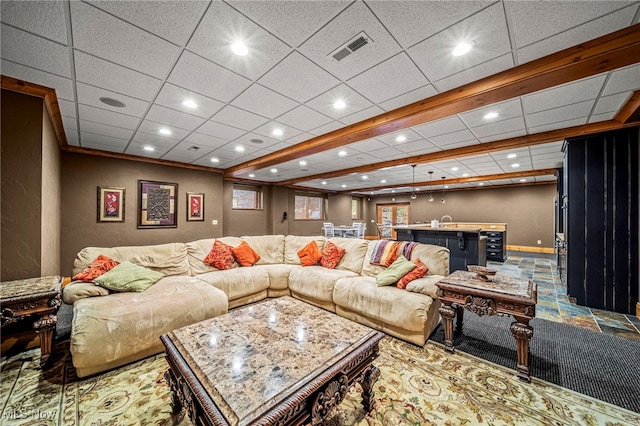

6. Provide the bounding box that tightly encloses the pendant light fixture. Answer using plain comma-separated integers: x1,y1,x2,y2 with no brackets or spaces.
410,165,417,200
428,171,434,202
441,176,446,204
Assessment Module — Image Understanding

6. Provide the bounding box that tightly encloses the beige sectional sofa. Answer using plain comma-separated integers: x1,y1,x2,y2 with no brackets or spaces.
64,235,449,377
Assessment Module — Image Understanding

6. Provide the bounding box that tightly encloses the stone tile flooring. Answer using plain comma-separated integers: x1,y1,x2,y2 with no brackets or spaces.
488,255,640,342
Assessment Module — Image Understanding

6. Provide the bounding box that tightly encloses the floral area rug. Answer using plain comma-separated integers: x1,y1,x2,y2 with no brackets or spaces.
1,336,638,425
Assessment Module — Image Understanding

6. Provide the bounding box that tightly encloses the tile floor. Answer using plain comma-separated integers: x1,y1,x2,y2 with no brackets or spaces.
488,254,640,342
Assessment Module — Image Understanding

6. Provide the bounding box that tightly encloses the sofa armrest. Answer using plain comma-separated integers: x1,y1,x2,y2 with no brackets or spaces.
62,281,109,304
404,275,444,298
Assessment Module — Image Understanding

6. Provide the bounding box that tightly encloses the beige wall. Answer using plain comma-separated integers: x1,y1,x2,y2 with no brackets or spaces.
41,107,61,276
1,90,44,280
60,152,224,274
365,183,556,248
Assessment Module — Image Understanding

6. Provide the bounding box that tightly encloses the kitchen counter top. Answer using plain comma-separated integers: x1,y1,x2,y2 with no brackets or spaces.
393,224,482,233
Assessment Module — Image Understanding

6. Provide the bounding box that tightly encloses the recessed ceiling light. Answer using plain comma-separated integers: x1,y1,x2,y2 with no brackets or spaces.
299,160,307,166
272,129,283,137
270,168,278,173
381,179,386,183
249,173,255,178
230,40,248,56
520,178,527,182
444,185,449,189
182,99,197,109
210,157,219,163
391,190,396,193
479,182,484,186
511,163,520,168
321,181,327,185
507,153,517,159
235,146,245,153
338,150,347,157
452,41,473,56
333,99,346,109
462,173,469,177
143,146,154,152
99,97,126,108
341,184,347,188
484,111,499,120
451,167,458,171
395,135,406,142
362,175,368,180
159,128,172,136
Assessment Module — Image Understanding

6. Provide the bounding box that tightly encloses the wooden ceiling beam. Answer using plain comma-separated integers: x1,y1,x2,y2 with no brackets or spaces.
225,23,640,178
614,90,640,124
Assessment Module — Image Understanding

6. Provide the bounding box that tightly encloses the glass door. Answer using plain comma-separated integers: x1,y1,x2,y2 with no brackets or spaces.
377,204,410,239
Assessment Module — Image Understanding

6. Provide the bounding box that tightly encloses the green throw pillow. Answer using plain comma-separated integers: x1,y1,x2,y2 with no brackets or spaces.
94,261,164,292
376,255,416,286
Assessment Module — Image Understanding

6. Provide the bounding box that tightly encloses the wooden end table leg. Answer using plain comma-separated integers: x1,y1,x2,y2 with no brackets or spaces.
510,319,534,382
439,303,457,353
360,365,380,413
33,314,57,367
164,368,183,414
455,305,464,334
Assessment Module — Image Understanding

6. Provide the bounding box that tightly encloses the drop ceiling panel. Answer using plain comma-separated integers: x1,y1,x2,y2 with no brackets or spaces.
375,129,424,146
529,142,564,154
132,130,182,148
58,99,76,117
535,175,557,182
162,142,214,162
62,116,77,130
509,1,636,48
145,104,206,131
70,2,179,79
259,52,340,103
87,0,208,46
80,131,129,149
593,92,632,114
197,120,247,141
210,106,269,132
413,116,468,139
459,99,523,128
347,53,429,104
231,84,298,119
478,129,528,143
66,131,80,146
276,105,333,132
470,116,526,139
74,51,162,102
306,84,374,120
251,122,303,141
516,5,637,64
602,63,640,95
81,141,125,153
79,119,135,140
78,104,140,130
186,1,290,80
154,83,225,119
528,117,588,134
76,82,150,117
125,141,169,158
367,147,408,160
429,129,478,146
1,24,71,77
182,132,227,149
378,84,439,112
525,100,595,128
308,121,344,136
408,3,511,82
168,51,251,102
348,138,390,153
433,53,515,93
1,0,67,44
589,111,617,122
298,1,401,81
229,1,348,48
522,74,607,114
1,60,74,100
339,106,385,125
285,133,313,145
136,120,190,141
234,132,283,151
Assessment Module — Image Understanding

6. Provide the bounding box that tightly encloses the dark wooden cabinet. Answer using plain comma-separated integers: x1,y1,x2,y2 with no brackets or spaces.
481,230,506,262
563,127,639,314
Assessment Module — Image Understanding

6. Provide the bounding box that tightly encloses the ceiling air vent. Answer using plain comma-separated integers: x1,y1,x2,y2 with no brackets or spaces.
187,146,200,151
330,31,371,62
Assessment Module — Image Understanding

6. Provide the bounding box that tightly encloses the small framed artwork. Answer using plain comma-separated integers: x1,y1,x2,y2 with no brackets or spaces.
186,192,205,221
97,186,125,222
138,180,178,228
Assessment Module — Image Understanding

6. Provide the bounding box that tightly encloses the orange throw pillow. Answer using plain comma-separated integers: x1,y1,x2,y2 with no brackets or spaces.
320,241,346,269
297,240,322,266
397,258,429,289
231,241,261,267
204,240,236,270
72,254,120,282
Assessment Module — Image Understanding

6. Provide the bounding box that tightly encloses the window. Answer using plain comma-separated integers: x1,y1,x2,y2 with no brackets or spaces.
352,198,362,219
232,185,262,209
295,194,325,220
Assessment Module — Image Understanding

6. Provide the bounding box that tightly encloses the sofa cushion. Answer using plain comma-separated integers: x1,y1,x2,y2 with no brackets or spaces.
409,244,450,277
376,255,416,286
297,240,322,266
328,238,369,274
333,276,436,332
72,254,119,282
405,275,445,298
196,267,270,302
94,261,164,292
288,266,357,304
231,241,261,267
63,281,110,304
397,258,428,289
284,236,326,265
186,237,242,275
320,241,346,269
241,235,285,265
73,243,190,277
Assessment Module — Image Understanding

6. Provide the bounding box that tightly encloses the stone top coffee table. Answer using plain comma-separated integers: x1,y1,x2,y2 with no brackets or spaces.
160,296,384,426
436,270,537,382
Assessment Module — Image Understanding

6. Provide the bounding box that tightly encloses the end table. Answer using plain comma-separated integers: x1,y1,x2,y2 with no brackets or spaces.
1,276,62,367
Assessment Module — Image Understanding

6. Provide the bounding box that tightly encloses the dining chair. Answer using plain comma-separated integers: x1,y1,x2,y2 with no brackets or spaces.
322,222,335,238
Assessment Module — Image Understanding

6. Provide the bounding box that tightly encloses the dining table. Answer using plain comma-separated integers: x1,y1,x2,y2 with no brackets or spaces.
332,225,360,238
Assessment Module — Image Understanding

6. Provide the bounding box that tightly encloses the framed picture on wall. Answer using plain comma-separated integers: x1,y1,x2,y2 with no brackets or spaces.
138,180,178,228
186,192,204,221
97,186,125,222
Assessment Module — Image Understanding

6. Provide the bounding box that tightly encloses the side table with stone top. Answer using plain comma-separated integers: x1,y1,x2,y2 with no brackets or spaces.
1,276,62,367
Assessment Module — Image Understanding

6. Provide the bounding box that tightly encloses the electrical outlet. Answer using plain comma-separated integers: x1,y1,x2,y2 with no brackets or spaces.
212,219,218,225
537,240,542,245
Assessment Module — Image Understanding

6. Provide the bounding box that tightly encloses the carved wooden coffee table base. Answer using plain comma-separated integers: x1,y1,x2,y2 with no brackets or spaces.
436,271,537,382
161,297,384,426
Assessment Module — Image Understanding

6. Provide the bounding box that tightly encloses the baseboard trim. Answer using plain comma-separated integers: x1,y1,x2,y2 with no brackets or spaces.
507,245,555,254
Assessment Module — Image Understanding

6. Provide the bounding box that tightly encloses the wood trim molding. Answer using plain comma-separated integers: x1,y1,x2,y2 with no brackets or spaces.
614,90,640,124
507,245,555,254
225,23,640,178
